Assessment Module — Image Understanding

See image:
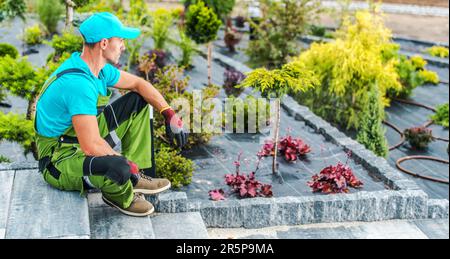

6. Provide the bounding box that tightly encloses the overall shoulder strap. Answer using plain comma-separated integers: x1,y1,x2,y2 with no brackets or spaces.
34,68,87,132
37,68,87,100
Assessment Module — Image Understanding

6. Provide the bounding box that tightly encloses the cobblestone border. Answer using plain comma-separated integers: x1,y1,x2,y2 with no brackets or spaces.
153,190,428,228
428,199,449,219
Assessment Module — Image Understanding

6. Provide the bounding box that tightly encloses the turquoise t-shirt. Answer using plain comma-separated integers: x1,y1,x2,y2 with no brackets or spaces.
36,52,121,138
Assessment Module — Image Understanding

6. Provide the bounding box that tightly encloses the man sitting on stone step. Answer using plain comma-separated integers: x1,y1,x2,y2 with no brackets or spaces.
34,12,188,217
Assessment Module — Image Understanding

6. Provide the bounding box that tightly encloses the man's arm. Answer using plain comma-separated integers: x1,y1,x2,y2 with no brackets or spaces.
114,70,170,112
72,115,120,157
113,70,188,148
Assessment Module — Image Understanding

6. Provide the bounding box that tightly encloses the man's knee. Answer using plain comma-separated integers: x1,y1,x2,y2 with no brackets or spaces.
103,92,148,131
122,92,147,111
83,156,132,185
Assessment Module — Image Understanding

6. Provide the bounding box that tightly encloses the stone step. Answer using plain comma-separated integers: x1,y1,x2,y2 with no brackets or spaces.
88,192,155,239
5,170,90,239
0,170,15,239
89,193,208,239
147,191,188,213
151,212,209,239
411,219,449,239
276,220,429,239
210,220,439,239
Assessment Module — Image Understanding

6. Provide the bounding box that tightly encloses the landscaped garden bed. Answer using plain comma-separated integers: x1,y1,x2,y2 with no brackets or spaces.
1,0,448,230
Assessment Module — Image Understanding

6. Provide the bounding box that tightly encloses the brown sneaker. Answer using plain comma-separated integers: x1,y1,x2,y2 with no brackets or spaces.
133,173,171,195
102,193,154,217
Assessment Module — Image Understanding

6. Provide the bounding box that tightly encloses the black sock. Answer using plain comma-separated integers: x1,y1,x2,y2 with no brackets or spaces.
130,173,139,187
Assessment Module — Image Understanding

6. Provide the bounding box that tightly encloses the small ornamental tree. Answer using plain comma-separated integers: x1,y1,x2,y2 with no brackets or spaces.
239,61,318,180
176,28,196,68
185,1,221,86
149,8,174,51
123,0,149,70
61,0,90,28
356,85,389,157
184,0,236,21
293,10,402,131
37,0,64,34
246,0,322,69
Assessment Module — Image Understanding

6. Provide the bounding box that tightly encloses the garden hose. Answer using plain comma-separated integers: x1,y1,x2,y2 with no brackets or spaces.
396,155,449,184
434,136,449,142
386,99,449,184
393,98,437,112
392,99,448,141
383,120,406,151
423,120,434,128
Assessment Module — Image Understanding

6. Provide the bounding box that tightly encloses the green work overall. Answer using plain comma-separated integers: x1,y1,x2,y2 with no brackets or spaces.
35,68,155,209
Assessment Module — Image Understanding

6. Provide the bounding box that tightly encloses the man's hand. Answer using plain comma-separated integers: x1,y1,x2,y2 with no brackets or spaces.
162,108,188,148
127,160,140,175
114,71,188,147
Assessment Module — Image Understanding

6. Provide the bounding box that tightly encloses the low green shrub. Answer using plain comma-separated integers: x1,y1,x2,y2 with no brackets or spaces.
404,127,434,150
0,112,34,154
0,43,19,58
426,46,449,58
310,24,326,37
430,103,449,128
47,31,83,61
23,24,44,45
0,55,37,100
418,70,440,85
0,155,11,163
155,147,194,189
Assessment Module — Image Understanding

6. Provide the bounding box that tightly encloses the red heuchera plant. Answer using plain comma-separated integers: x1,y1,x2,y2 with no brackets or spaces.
208,189,225,201
257,133,311,162
308,152,363,194
209,153,273,201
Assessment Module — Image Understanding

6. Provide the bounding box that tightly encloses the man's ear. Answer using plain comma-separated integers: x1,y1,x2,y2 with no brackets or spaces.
100,38,109,50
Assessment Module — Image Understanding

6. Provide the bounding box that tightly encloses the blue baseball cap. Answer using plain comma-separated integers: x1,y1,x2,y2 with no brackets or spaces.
79,12,141,43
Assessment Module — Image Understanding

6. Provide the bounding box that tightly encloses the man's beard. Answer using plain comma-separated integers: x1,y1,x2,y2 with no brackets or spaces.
106,54,121,65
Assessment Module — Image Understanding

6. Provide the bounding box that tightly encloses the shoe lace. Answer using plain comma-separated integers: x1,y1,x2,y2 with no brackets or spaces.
139,171,153,181
133,193,144,202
